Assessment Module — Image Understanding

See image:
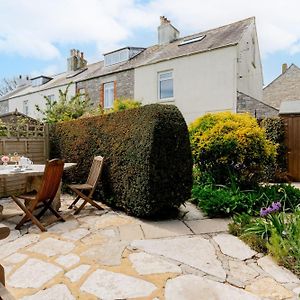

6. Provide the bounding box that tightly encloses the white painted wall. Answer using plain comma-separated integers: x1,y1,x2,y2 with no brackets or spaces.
134,46,237,124
237,20,263,100
8,83,76,120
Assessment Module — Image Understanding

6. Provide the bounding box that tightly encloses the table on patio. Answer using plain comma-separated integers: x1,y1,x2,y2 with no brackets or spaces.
0,163,76,212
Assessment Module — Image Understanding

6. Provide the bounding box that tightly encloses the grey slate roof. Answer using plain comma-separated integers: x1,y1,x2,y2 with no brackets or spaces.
1,17,254,100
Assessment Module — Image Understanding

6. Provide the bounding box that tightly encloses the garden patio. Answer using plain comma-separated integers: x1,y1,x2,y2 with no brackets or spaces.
1,103,300,299
0,194,299,300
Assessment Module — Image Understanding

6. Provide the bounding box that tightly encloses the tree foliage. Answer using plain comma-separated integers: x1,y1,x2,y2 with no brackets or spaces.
0,77,18,96
35,83,90,123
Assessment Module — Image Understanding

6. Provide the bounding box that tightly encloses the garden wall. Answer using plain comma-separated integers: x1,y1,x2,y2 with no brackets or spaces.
50,104,193,217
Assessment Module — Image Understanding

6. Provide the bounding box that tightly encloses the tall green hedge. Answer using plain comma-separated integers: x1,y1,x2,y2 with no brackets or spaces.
50,104,193,217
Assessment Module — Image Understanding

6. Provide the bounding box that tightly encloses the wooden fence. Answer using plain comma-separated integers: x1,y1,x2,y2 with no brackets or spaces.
281,114,300,181
0,124,48,197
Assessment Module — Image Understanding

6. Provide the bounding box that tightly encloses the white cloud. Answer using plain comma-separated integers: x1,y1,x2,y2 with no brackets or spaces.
1,0,300,61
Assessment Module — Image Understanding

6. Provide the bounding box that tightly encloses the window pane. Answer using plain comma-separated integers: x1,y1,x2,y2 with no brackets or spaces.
160,78,173,99
104,82,114,108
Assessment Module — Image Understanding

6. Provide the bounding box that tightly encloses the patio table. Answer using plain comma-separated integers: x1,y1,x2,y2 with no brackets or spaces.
0,163,76,211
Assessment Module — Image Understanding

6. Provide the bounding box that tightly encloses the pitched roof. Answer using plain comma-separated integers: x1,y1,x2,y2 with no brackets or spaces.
1,17,253,100
263,64,300,109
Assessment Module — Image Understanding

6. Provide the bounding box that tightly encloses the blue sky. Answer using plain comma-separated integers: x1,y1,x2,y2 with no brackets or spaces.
1,0,300,86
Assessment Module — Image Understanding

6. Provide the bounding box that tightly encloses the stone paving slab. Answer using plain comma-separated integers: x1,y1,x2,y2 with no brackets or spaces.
140,220,193,239
131,236,226,280
8,258,62,288
20,284,75,300
129,252,182,275
0,196,298,300
80,269,157,299
257,256,300,284
27,237,75,257
213,233,257,260
185,218,230,234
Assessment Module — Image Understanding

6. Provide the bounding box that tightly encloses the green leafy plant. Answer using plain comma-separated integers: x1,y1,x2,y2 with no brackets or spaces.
260,117,288,182
36,83,90,123
230,206,300,276
189,112,277,188
193,182,300,217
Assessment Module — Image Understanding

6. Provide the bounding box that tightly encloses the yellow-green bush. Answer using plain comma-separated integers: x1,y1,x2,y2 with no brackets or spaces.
189,112,277,187
113,98,141,112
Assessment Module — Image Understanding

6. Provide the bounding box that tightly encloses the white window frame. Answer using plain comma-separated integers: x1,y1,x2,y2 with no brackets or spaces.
23,100,29,115
158,70,174,101
104,82,114,109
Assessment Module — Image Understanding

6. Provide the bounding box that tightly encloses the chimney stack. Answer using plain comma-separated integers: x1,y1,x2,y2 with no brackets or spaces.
67,49,87,72
158,16,180,45
282,63,288,74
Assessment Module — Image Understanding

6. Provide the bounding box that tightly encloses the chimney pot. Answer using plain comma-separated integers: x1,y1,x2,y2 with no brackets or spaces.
282,63,288,74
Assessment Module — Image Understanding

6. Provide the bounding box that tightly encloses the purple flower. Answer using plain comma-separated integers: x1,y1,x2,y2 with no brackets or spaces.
260,202,281,217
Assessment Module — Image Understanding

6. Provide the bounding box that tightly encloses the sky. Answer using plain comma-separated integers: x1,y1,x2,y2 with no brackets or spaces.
0,0,300,86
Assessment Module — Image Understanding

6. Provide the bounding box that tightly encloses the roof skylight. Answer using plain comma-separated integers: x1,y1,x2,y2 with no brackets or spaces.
179,34,206,46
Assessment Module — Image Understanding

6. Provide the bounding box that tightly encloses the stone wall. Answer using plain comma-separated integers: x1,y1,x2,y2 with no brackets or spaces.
237,92,278,119
263,64,300,109
0,101,9,115
76,69,134,107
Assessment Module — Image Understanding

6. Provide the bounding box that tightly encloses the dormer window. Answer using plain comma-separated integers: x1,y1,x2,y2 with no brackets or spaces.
30,76,52,87
104,47,144,67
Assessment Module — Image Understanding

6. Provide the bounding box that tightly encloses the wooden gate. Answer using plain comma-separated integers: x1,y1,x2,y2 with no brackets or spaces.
281,114,300,181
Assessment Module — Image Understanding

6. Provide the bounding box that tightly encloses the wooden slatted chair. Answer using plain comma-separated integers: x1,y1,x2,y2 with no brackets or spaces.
68,156,104,215
0,226,15,300
11,159,65,232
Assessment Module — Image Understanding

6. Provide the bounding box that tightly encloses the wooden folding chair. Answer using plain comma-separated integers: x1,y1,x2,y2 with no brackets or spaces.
68,156,104,215
11,159,65,232
0,226,14,300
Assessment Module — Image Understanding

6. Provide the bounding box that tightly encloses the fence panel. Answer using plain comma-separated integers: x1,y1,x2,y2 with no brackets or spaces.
0,124,48,198
281,115,300,181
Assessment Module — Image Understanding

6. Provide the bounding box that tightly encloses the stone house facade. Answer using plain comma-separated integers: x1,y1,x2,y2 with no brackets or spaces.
77,69,134,108
263,64,300,109
236,92,278,118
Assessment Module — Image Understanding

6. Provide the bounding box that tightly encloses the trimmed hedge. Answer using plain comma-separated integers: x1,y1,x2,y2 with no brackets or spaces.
50,104,193,217
260,117,288,182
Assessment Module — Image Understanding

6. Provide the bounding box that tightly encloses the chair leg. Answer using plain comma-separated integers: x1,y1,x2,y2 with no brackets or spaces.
68,195,81,209
48,206,66,222
11,196,47,232
0,264,4,286
73,189,104,215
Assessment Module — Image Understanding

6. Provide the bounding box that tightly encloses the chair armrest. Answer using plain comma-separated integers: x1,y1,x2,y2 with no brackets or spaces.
0,281,15,300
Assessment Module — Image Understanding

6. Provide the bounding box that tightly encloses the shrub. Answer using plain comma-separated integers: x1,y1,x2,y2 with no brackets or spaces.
260,117,288,182
112,98,141,112
192,183,300,217
189,112,277,188
50,104,193,217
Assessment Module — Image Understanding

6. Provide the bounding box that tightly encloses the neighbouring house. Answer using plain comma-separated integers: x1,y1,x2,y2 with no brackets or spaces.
263,64,300,110
0,16,272,123
0,50,89,120
78,16,268,123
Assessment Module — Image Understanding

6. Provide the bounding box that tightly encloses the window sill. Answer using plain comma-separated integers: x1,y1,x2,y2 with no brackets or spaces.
158,98,175,103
